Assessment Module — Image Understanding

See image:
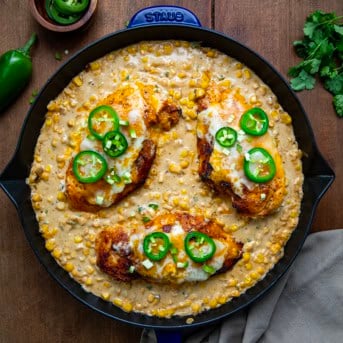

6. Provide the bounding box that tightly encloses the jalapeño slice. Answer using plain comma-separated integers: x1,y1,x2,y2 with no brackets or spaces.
240,107,269,136
72,150,107,183
54,0,90,15
184,232,216,263
45,0,82,25
215,127,237,147
143,232,171,261
102,131,128,158
244,147,276,183
88,105,119,140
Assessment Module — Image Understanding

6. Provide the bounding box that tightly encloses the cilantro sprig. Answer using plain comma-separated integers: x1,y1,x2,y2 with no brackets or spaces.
288,10,343,117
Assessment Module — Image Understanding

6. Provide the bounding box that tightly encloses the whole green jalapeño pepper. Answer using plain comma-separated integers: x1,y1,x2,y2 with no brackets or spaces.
0,34,37,112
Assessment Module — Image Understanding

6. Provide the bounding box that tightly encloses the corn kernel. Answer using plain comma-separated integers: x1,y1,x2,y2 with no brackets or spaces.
52,248,62,259
236,62,243,69
120,299,132,311
85,277,93,286
195,88,205,99
180,160,189,169
229,224,239,232
236,70,242,78
199,79,209,89
173,90,181,100
270,243,281,254
32,193,42,202
127,46,137,54
74,235,83,244
57,192,66,202
245,262,253,270
180,149,189,158
209,299,218,308
172,197,179,206
64,262,74,272
281,112,292,124
191,303,201,312
250,271,260,280
186,100,195,109
147,294,155,303
206,50,216,58
33,202,41,210
243,252,251,261
179,201,189,210
244,69,251,79
103,281,111,288
72,76,83,87
231,290,240,297
41,172,49,181
255,253,265,263
141,56,148,63
257,266,265,275
45,239,56,251
168,163,182,174
45,118,52,127
218,295,227,304
90,61,100,71
86,266,94,275
220,79,231,88
101,292,110,301
228,279,238,287
83,248,90,256
178,71,186,79
113,298,123,307
189,79,197,87
290,211,298,218
163,44,173,55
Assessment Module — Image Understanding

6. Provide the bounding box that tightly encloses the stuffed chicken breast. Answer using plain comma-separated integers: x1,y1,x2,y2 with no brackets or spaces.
96,212,243,284
66,82,180,211
197,84,286,217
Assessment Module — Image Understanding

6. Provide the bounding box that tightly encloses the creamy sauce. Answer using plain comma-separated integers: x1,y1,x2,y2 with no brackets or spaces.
28,41,303,320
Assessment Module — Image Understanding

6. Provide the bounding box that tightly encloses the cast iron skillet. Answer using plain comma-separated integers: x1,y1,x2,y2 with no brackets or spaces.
0,5,335,342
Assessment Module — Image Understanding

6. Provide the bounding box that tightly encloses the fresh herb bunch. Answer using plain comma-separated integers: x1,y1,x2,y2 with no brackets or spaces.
288,10,343,117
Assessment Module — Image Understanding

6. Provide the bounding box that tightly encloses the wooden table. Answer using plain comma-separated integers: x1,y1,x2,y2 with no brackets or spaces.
0,1,342,342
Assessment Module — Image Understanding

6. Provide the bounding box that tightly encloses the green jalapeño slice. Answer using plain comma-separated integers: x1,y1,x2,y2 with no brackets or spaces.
184,232,216,263
102,131,128,158
88,105,119,140
143,232,171,261
215,127,238,147
72,150,107,183
54,0,90,15
244,147,276,183
240,107,269,136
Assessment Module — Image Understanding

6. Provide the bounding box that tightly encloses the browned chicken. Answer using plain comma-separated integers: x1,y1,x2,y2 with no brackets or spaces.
197,84,286,217
65,82,180,211
96,212,243,284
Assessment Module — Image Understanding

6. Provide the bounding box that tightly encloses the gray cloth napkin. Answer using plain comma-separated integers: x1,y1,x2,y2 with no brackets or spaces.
141,229,343,343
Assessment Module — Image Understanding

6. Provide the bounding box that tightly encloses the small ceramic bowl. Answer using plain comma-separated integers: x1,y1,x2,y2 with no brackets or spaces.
29,0,98,32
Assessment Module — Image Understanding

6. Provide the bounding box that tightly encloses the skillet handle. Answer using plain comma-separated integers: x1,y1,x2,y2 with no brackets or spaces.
155,330,182,343
128,6,202,28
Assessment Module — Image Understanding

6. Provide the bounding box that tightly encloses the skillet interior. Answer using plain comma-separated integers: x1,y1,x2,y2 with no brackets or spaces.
0,25,334,329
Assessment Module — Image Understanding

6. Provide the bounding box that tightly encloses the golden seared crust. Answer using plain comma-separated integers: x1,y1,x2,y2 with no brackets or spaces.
155,101,181,131
66,139,156,212
96,228,135,282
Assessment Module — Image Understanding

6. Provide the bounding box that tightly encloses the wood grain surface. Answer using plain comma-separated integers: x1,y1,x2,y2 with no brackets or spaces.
0,1,341,342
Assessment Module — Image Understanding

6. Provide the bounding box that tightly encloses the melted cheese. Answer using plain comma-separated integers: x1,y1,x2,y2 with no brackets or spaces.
78,84,148,206
129,222,227,283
